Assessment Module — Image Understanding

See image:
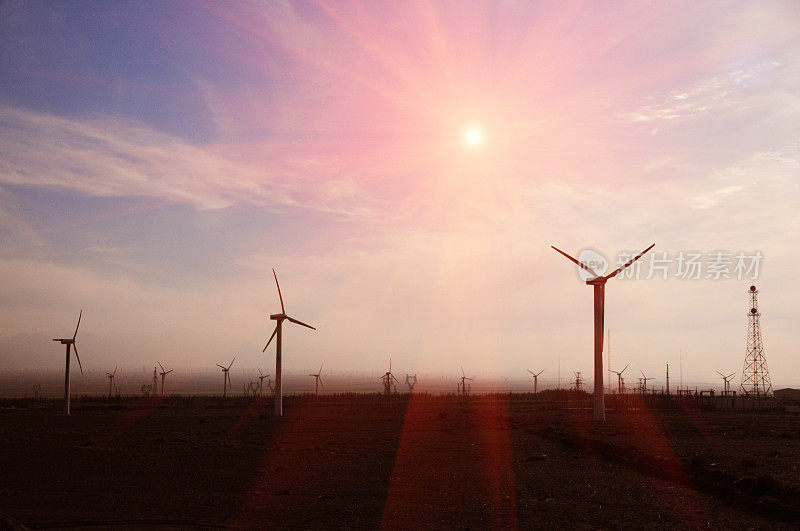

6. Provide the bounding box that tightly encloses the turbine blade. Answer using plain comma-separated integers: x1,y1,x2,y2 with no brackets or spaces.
286,316,316,330
217,364,226,369
258,366,263,376
551,246,599,277
263,326,278,352
167,369,173,374
716,370,724,378
158,361,165,373
73,343,83,374
228,357,235,369
527,369,535,375
273,268,285,314
113,366,118,376
319,363,323,374
727,372,735,379
319,376,324,387
640,369,646,378
604,243,655,280
72,309,83,341
622,364,629,374
461,366,465,377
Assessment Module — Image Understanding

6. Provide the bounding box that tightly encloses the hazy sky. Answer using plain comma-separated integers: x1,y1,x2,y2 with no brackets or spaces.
1,1,798,387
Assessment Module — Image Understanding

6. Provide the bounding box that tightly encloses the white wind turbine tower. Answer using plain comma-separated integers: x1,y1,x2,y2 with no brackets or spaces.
106,366,118,397
639,370,654,393
158,362,173,397
52,310,84,416
257,367,270,396
609,364,629,394
717,371,736,396
380,359,399,399
552,243,654,421
310,363,324,395
527,370,544,393
217,357,235,398
262,269,316,416
458,366,474,396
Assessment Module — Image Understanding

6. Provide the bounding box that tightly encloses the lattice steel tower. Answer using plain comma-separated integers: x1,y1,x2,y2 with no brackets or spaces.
740,285,771,396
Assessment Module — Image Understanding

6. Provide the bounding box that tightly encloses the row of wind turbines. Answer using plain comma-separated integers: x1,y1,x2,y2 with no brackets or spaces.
54,269,314,416
55,242,656,421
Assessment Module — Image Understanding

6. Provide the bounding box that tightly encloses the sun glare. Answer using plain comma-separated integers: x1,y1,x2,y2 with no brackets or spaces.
462,124,485,148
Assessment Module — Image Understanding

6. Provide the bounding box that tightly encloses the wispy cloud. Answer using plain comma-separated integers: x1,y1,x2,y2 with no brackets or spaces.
691,185,744,210
625,60,789,127
0,106,378,215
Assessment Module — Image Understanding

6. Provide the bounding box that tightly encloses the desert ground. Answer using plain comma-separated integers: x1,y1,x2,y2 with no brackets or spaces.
1,393,799,529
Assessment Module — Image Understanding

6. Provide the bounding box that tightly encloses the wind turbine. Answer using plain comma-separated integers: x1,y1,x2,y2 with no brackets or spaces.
262,269,316,416
52,310,84,415
609,364,629,394
380,359,398,397
217,357,235,398
527,369,544,393
551,243,654,420
405,373,418,391
717,371,736,396
158,362,173,397
257,367,270,396
458,366,474,396
640,370,654,393
106,366,118,397
310,363,324,395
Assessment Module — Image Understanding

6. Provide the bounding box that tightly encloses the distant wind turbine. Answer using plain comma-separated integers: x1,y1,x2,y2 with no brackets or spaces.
52,310,84,416
551,243,654,420
158,362,173,397
106,366,118,397
380,359,398,403
262,269,316,416
639,370,654,393
458,366,474,396
257,367,270,396
310,363,324,395
217,357,235,398
717,370,736,396
527,369,544,393
609,364,629,394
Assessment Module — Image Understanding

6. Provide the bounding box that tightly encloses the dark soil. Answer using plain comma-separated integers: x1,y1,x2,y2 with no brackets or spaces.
1,394,799,529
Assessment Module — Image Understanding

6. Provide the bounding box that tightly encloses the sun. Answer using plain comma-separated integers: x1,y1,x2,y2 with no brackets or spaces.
462,124,485,148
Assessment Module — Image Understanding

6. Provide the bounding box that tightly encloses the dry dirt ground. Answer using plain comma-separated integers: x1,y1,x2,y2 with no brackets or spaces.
1,394,799,529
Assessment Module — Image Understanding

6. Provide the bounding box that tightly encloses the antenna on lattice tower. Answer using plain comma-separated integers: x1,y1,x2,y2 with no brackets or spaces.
573,371,584,392
740,285,772,397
